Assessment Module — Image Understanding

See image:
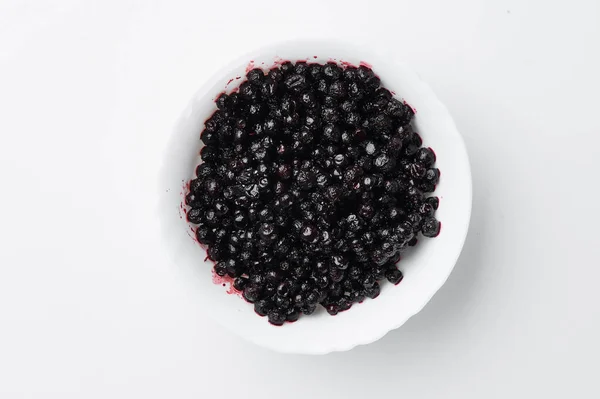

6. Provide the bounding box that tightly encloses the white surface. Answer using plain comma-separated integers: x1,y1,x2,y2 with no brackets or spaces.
160,40,472,354
0,0,599,397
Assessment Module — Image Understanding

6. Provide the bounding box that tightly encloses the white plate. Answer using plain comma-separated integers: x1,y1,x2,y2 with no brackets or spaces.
158,40,472,354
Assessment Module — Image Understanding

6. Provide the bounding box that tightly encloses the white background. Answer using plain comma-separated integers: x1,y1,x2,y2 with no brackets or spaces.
1,0,599,397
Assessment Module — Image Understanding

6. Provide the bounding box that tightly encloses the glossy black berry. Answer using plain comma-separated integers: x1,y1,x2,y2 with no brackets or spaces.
253,299,271,316
286,308,300,322
424,168,440,185
427,196,440,210
297,169,316,190
233,276,248,291
321,107,340,123
259,223,275,239
416,147,436,167
329,80,347,98
421,217,441,237
200,146,219,162
241,282,260,303
214,262,227,276
419,202,435,217
374,153,395,172
323,62,342,80
364,282,381,299
279,61,294,75
331,254,349,270
239,81,257,100
410,163,427,179
187,208,202,224
268,67,284,81
385,268,404,285
300,223,319,243
246,68,265,86
284,74,308,92
325,303,340,315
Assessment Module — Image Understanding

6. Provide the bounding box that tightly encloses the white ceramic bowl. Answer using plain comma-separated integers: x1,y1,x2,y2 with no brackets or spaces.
158,40,472,354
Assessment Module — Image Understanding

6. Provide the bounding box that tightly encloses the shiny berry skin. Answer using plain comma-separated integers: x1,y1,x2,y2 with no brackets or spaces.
246,68,265,86
300,223,319,243
214,262,227,276
323,62,342,80
374,153,395,172
427,196,440,210
331,254,349,270
419,202,435,217
279,61,294,75
253,299,271,316
357,65,374,81
233,276,248,291
187,208,202,224
284,74,308,92
416,147,436,167
242,283,261,303
425,168,440,185
364,282,381,299
321,107,340,123
325,303,340,315
410,163,427,179
268,68,284,81
286,308,300,322
329,81,347,98
385,268,404,285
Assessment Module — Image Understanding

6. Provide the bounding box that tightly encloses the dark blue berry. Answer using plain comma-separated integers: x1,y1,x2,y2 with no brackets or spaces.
364,282,380,299
325,303,340,315
321,107,340,123
427,196,439,209
329,80,347,98
422,217,441,237
331,254,349,270
246,68,265,86
323,62,342,80
254,298,272,316
374,153,395,172
233,276,248,291
286,308,300,322
284,74,308,93
187,208,202,224
308,63,323,80
385,268,404,285
300,223,319,243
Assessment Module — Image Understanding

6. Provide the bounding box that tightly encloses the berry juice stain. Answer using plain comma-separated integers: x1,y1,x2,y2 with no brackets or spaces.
272,56,290,68
245,60,255,73
186,227,195,240
180,180,191,220
211,270,241,296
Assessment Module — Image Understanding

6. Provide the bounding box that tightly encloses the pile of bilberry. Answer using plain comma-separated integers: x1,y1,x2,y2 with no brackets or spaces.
186,61,440,325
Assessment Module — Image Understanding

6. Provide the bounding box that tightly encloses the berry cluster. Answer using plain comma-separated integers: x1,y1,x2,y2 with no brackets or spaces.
186,61,440,325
